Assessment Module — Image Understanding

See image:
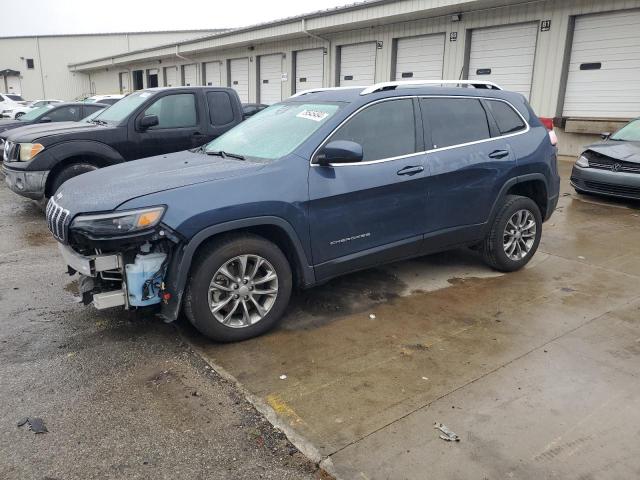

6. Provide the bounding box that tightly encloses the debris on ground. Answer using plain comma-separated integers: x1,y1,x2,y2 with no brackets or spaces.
434,422,459,442
279,375,287,380
369,314,376,320
17,417,48,434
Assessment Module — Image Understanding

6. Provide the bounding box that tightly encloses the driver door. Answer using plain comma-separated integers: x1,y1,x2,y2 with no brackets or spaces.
308,97,428,280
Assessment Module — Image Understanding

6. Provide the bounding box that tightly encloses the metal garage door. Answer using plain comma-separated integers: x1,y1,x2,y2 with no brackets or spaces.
164,66,178,87
229,58,249,103
468,23,538,99
119,72,130,93
295,48,324,92
204,61,222,86
182,64,198,86
259,54,283,104
563,10,640,118
394,34,445,80
339,42,376,86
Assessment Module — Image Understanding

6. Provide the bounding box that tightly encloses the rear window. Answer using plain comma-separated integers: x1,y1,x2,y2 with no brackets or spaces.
207,91,234,126
485,100,526,135
421,98,491,149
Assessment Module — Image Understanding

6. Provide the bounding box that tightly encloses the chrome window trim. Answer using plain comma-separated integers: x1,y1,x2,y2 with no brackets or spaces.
310,95,530,167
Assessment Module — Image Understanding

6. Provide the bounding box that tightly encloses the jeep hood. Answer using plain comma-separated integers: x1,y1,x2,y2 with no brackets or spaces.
586,141,640,164
5,121,104,143
56,150,265,214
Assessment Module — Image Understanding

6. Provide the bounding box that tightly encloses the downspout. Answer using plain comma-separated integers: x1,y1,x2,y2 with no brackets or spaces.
175,45,196,85
301,19,331,88
36,36,46,98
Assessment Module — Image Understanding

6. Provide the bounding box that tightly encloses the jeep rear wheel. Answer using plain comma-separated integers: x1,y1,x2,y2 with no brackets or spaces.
481,195,542,272
184,234,292,342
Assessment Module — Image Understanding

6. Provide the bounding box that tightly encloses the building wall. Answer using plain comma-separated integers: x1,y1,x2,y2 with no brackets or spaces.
0,31,218,100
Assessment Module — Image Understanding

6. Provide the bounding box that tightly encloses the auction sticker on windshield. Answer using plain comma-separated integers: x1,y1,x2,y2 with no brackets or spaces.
296,110,330,122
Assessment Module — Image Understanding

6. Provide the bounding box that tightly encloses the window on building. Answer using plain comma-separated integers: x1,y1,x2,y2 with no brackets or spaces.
421,98,491,149
485,100,526,135
144,93,197,128
330,99,416,161
207,91,234,126
26,59,34,69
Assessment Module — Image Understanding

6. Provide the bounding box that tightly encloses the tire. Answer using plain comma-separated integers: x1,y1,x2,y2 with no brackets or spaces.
481,195,542,272
15,112,24,119
184,234,293,342
49,163,98,197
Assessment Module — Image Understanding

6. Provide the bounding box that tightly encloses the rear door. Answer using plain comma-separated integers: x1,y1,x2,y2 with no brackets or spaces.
308,97,427,279
134,91,202,158
421,96,518,245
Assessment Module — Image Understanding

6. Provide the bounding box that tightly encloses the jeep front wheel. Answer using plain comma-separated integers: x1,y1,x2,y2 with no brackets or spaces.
184,234,292,342
481,195,542,272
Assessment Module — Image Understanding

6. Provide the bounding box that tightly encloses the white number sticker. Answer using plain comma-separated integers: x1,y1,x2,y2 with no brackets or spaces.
296,110,329,122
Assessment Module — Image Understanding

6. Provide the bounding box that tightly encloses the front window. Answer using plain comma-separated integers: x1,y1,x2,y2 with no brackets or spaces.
19,105,55,121
143,93,197,129
205,102,342,161
611,119,640,142
94,90,154,123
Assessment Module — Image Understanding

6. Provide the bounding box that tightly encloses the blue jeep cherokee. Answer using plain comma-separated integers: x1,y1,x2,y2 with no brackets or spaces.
47,81,560,342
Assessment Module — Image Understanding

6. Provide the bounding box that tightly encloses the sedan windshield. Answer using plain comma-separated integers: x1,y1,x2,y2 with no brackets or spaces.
93,91,154,123
611,119,640,142
205,102,342,161
19,104,54,121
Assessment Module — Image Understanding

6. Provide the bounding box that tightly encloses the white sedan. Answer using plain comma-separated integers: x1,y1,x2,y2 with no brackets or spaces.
1,99,63,119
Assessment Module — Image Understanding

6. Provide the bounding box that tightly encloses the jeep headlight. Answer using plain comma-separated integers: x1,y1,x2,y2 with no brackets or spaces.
576,155,589,168
19,143,44,161
70,206,166,236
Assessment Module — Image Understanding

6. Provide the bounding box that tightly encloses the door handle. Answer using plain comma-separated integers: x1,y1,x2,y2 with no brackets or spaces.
397,165,424,176
488,149,509,159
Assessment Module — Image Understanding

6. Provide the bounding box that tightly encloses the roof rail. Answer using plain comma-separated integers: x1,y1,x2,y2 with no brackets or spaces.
359,80,503,95
290,86,369,98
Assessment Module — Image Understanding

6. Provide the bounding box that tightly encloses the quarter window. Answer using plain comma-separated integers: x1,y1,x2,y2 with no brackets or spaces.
330,99,416,162
144,93,197,128
421,98,490,149
485,100,526,135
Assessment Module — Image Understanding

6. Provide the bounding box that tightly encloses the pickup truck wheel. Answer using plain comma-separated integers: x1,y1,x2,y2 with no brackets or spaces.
184,234,292,342
481,195,542,272
49,163,98,197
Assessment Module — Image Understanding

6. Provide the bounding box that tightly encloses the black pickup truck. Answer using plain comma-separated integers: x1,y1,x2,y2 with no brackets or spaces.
2,87,244,202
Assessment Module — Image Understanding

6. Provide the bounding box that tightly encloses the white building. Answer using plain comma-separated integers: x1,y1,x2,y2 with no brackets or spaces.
4,0,640,155
0,29,221,101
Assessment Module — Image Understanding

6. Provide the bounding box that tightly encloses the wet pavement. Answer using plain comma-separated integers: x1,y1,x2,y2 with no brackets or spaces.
0,187,318,477
186,159,640,479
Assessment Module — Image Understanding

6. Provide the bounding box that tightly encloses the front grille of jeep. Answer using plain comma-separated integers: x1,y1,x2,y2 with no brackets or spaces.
46,198,70,243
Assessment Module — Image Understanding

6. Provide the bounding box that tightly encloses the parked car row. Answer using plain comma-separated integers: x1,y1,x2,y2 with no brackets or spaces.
3,80,635,344
1,99,63,119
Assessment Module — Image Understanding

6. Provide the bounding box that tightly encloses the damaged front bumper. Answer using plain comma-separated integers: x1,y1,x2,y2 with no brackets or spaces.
58,243,128,309
2,165,49,200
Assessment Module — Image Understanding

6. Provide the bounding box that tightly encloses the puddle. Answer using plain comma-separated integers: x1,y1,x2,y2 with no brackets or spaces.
22,229,54,247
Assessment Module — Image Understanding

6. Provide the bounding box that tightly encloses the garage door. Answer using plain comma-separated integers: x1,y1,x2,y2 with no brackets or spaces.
563,10,640,118
182,64,198,86
295,48,324,92
119,72,130,94
468,23,538,99
394,34,445,80
204,61,222,86
259,54,283,104
339,42,376,86
164,66,178,87
229,58,249,103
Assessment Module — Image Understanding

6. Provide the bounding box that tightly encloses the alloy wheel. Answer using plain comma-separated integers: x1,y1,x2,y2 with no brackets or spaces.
503,209,537,261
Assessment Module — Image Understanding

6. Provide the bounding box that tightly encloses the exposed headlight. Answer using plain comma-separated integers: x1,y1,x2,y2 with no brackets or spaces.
19,143,44,161
70,206,166,237
576,155,589,168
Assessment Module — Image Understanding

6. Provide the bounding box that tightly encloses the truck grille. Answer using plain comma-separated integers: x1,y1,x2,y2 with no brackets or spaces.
589,156,640,174
2,140,16,162
46,198,71,243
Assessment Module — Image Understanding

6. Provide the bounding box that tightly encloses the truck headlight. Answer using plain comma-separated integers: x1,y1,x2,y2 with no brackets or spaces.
19,143,44,161
576,155,589,168
70,206,166,236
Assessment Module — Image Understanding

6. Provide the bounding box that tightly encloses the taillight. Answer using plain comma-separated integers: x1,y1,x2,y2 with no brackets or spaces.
539,117,557,146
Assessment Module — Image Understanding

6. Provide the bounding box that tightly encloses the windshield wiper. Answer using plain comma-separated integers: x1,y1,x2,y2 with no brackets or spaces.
90,119,107,126
206,150,245,161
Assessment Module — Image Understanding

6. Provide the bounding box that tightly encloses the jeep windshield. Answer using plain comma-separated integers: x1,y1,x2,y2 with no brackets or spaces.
204,102,342,162
611,119,640,142
93,90,154,124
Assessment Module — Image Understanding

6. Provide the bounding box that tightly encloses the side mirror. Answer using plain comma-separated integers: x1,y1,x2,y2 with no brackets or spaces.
40,117,52,123
315,140,363,166
601,132,611,140
139,114,159,130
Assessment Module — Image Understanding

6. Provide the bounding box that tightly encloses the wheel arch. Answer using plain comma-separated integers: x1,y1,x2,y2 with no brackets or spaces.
160,216,314,322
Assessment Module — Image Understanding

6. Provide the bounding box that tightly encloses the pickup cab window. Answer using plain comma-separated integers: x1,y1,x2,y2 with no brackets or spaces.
144,93,197,129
